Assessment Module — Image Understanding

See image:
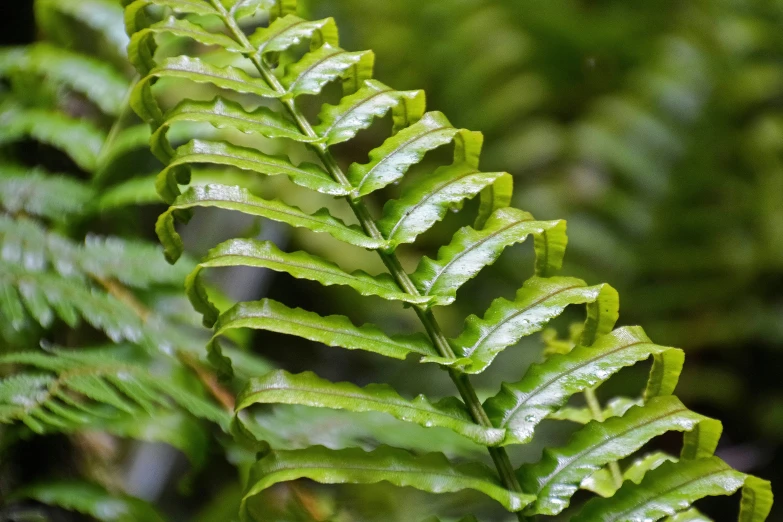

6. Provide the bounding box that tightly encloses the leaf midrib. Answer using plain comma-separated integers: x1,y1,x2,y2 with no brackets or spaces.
498,340,648,428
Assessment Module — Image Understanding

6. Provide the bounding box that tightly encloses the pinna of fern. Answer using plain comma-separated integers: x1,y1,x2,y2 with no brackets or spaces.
125,0,773,520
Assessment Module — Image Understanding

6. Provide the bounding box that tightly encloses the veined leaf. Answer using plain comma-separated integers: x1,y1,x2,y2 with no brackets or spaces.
128,16,245,75
378,164,506,248
186,238,443,326
314,79,426,145
38,0,129,57
156,184,384,263
132,56,280,125
483,327,685,445
249,15,338,56
549,396,640,425
518,396,722,515
123,0,218,35
347,111,479,196
451,277,618,374
0,165,95,222
0,107,105,172
411,208,566,299
280,43,374,99
668,509,713,521
10,481,168,522
0,44,129,115
151,97,314,160
240,446,535,518
206,299,466,378
573,457,772,522
475,172,513,230
235,370,505,446
155,139,347,203
0,348,229,431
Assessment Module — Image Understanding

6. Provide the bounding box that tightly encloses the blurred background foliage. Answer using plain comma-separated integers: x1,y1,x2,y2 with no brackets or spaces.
0,0,781,520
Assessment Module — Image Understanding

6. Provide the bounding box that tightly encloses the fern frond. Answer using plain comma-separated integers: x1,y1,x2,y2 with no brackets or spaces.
573,458,772,522
124,0,772,519
235,370,505,446
240,445,536,519
484,326,684,445
518,396,721,515
0,44,129,115
0,164,96,222
9,480,168,522
0,106,106,172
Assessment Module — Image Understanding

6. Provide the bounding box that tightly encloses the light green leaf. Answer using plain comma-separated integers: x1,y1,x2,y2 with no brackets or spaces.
347,111,477,197
280,43,374,99
38,0,129,57
155,139,347,203
249,15,338,55
156,184,384,263
519,396,722,515
128,16,245,75
240,446,535,518
314,79,425,145
483,327,685,445
123,0,218,35
0,44,129,115
0,165,95,222
549,396,640,425
475,172,513,230
411,208,566,299
206,299,465,377
573,457,772,522
451,277,618,374
235,369,505,446
151,97,314,160
132,56,280,124
186,238,442,325
0,107,105,172
378,164,506,248
10,481,168,522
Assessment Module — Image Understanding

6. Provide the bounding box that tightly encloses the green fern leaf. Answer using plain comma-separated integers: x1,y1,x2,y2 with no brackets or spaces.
0,107,105,172
518,396,721,515
314,79,425,145
235,369,505,446
9,481,168,522
206,299,467,377
156,184,383,262
411,208,566,299
378,164,508,248
573,457,773,522
452,276,618,373
156,140,348,202
240,446,535,518
484,326,684,445
186,238,443,326
346,111,478,197
151,97,315,160
280,43,374,99
0,44,129,115
0,165,95,222
123,0,218,36
248,15,338,56
132,56,280,124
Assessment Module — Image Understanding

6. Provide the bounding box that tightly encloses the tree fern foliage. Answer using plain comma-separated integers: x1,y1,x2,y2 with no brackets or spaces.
124,0,773,520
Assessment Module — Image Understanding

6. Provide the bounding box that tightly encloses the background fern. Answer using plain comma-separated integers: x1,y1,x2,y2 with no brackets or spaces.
123,0,772,520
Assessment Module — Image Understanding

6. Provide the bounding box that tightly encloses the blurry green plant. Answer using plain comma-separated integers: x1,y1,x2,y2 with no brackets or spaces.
121,0,773,520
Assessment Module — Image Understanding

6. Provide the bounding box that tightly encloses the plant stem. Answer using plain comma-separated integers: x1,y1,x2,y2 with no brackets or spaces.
213,4,526,518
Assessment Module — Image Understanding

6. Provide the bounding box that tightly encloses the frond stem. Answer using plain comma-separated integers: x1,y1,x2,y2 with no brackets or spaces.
212,4,525,515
